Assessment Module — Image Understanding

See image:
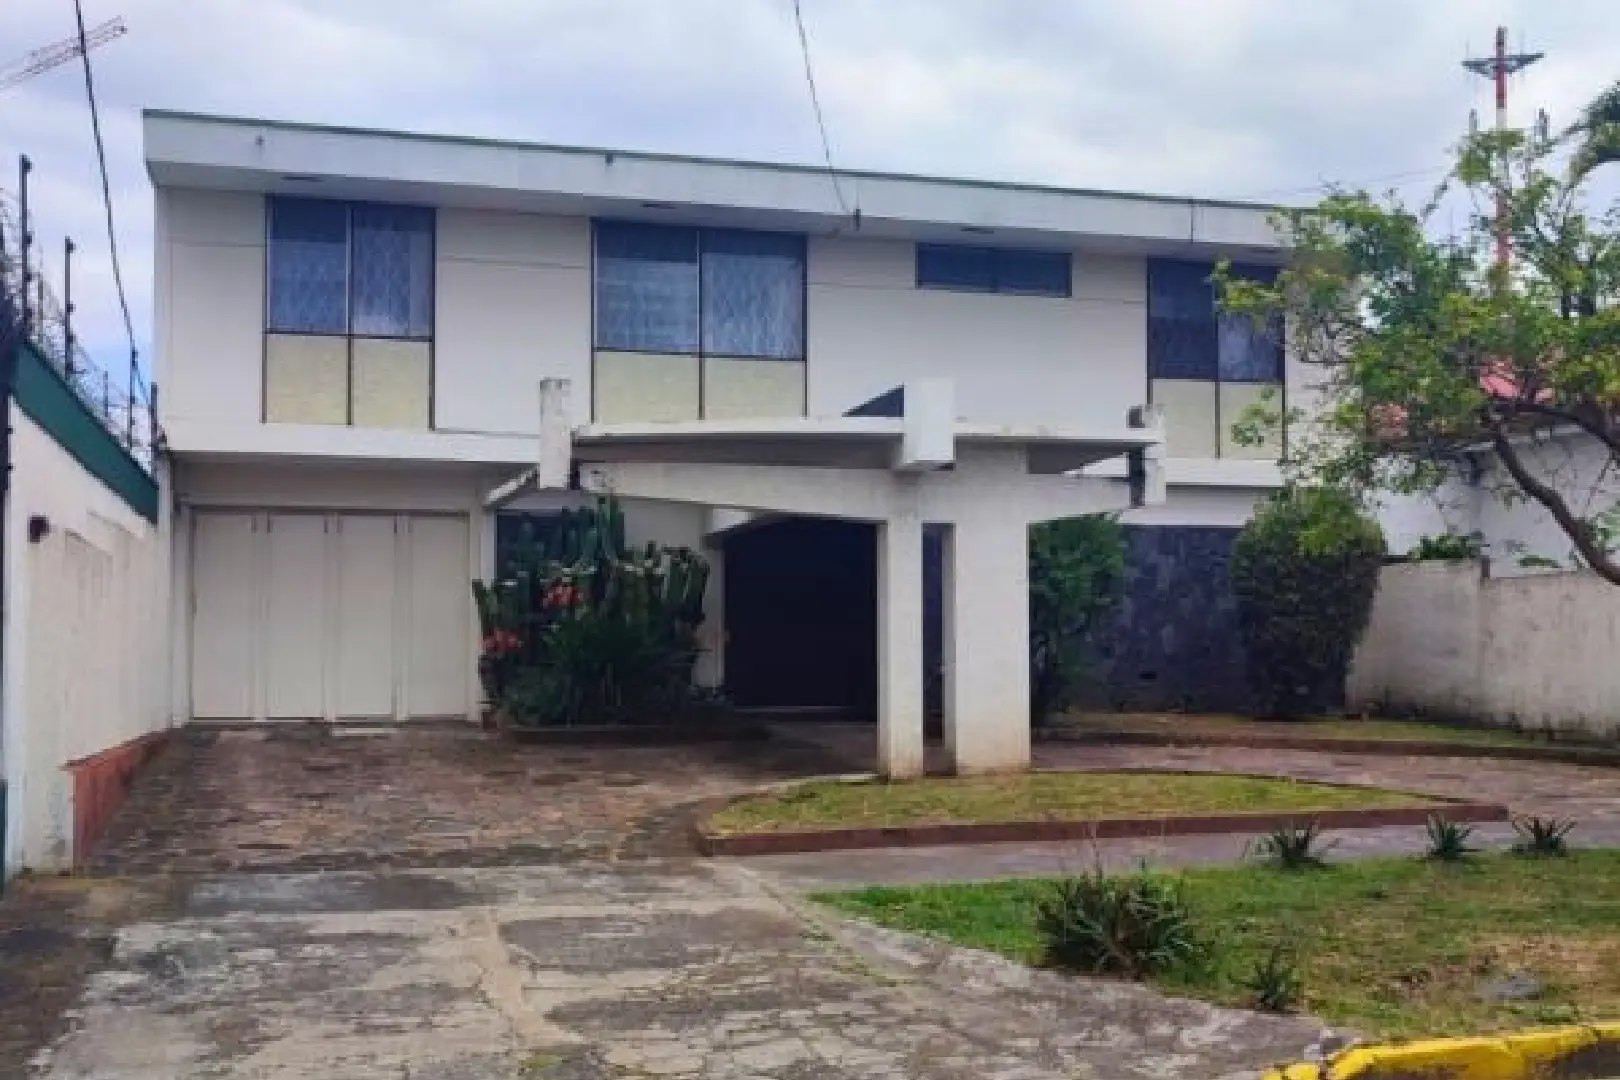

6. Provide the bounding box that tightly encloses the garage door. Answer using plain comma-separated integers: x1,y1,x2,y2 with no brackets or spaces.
189,510,471,721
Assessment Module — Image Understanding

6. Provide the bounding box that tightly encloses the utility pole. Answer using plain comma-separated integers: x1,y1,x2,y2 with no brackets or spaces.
1463,27,1544,267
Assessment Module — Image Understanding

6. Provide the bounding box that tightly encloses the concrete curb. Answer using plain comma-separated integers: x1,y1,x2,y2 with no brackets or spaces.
1265,1024,1620,1080
695,798,1508,857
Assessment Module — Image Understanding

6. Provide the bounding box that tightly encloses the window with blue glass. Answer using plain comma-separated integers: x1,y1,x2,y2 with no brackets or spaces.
1147,259,1283,458
593,222,805,359
915,244,1071,297
267,197,434,338
265,197,435,429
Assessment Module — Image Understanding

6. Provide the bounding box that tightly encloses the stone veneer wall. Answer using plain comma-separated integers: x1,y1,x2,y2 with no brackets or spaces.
1071,525,1263,714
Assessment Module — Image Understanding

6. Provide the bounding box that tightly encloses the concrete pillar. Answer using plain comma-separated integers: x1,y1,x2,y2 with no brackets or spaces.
942,517,1031,773
876,507,925,779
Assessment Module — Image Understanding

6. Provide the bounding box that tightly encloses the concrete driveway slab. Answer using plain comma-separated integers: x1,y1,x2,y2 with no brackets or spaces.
28,862,1322,1080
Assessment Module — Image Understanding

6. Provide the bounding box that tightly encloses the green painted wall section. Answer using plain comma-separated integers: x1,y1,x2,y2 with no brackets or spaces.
10,342,158,523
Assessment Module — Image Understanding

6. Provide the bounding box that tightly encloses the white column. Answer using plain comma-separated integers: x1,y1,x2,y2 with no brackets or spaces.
876,506,925,779
943,516,1032,773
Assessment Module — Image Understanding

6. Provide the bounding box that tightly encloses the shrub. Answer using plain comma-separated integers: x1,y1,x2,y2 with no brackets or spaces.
472,497,710,727
1409,531,1484,561
1423,816,1478,861
1029,515,1126,725
1034,868,1204,977
1245,944,1305,1013
1229,487,1386,718
1253,822,1335,870
1512,816,1575,857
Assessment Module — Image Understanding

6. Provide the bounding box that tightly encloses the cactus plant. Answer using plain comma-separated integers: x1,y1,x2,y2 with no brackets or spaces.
472,496,711,727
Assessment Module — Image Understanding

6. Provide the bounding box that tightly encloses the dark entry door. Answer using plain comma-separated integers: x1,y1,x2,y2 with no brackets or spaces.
723,518,877,714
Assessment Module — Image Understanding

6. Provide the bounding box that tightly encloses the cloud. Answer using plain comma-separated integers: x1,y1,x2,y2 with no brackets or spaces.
1,0,1616,383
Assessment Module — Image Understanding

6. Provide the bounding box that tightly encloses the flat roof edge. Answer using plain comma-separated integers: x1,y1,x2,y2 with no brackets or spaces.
141,108,1289,216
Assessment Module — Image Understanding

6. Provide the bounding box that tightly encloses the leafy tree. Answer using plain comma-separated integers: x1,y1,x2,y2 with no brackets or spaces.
1029,515,1126,725
1218,81,1620,584
1569,79,1620,180
1229,487,1385,718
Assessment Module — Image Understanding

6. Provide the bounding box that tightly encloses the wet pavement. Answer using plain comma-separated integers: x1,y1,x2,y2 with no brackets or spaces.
9,721,1619,1078
89,725,852,874
21,862,1324,1080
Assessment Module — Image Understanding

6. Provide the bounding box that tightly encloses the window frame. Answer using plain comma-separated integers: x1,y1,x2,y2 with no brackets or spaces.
1146,257,1287,459
262,195,437,428
914,243,1073,298
590,220,809,421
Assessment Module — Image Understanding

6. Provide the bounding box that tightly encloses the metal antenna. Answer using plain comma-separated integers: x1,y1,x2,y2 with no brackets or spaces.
1462,26,1544,267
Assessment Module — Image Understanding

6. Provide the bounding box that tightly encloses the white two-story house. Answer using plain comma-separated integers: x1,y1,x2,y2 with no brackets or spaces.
147,110,1300,772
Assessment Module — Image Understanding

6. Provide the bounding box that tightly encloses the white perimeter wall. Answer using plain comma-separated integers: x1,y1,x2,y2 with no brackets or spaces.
1349,560,1620,739
3,408,169,872
1370,433,1620,571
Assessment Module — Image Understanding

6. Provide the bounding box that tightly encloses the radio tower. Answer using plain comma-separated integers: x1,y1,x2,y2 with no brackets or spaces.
1463,26,1543,266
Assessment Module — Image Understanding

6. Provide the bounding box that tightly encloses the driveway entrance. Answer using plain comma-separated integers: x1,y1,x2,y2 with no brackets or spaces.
7,725,1328,1078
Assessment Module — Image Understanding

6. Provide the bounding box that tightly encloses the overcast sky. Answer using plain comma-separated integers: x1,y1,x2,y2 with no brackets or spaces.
2,0,1616,387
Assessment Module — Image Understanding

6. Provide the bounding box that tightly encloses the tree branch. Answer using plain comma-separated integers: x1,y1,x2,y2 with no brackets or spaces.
1492,430,1620,585
1509,401,1620,459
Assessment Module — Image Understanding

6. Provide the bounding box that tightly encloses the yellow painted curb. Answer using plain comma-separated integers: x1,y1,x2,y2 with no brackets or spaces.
1264,1023,1620,1080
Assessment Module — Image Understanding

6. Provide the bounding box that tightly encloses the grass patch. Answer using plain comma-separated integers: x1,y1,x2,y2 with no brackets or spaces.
1061,712,1554,748
819,851,1620,1038
707,771,1433,835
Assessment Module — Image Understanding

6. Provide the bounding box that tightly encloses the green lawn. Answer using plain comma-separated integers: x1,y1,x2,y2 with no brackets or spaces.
706,771,1434,835
819,852,1620,1039
1059,712,1561,749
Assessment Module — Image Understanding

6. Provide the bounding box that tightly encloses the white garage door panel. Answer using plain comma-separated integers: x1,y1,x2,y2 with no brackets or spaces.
265,514,328,718
191,513,257,719
190,509,470,722
406,516,471,717
337,515,397,718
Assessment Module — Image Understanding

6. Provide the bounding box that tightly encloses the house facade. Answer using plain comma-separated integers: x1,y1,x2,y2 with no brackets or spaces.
147,110,1302,755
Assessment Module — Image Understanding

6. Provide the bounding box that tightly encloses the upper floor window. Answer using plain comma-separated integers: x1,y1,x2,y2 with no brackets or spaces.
1147,259,1283,459
265,197,435,429
915,244,1071,298
593,222,806,423
594,222,805,359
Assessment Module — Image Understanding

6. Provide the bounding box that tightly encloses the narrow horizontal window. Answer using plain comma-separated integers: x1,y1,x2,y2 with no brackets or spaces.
916,244,1071,297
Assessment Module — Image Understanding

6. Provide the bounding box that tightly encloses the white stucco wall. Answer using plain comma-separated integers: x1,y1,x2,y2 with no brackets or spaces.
157,187,266,429
1349,560,1620,739
1367,432,1619,569
1475,433,1620,573
157,188,1282,468
3,409,169,873
806,238,1146,430
435,209,592,432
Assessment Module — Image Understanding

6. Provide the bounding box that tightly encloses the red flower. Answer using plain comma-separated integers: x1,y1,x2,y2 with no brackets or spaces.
481,629,522,655
544,583,582,609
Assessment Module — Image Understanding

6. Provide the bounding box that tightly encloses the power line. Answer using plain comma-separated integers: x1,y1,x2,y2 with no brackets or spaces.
789,0,855,219
1238,165,1450,201
70,0,145,407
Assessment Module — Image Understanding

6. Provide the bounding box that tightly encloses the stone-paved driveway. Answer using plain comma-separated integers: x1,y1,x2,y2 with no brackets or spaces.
7,725,1332,1078
89,725,853,874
